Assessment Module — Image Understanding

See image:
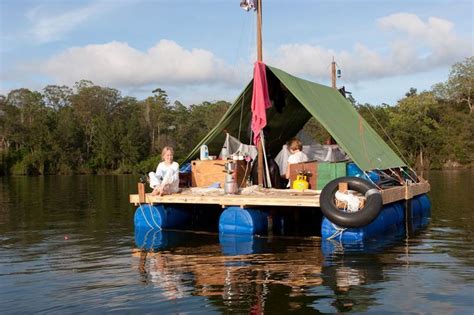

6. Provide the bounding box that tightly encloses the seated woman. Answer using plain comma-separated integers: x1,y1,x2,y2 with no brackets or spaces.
285,138,309,185
149,146,179,196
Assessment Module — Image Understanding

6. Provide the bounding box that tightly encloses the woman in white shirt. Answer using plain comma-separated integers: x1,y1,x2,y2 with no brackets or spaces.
149,146,180,196
285,138,308,181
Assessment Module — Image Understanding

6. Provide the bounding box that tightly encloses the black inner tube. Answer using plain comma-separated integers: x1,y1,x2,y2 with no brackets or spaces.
320,176,383,228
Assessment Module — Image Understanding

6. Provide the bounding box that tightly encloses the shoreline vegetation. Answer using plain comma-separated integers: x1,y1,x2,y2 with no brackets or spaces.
0,57,472,176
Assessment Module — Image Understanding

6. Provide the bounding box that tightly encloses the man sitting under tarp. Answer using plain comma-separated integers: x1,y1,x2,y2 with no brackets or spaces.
274,130,348,177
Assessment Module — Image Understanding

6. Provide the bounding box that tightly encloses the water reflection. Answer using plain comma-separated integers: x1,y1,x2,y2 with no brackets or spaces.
1,173,473,313
134,227,412,312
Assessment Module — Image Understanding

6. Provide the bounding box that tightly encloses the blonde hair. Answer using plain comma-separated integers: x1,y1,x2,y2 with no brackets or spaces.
287,138,302,151
161,146,174,161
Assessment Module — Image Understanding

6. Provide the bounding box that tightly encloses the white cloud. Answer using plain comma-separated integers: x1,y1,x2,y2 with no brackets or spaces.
26,2,111,43
38,40,247,88
268,13,471,82
20,12,470,104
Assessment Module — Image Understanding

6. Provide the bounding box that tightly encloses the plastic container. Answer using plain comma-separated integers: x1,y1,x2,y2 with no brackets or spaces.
134,204,190,229
221,146,229,159
219,206,268,235
321,202,405,242
200,144,209,160
346,162,380,184
411,194,431,218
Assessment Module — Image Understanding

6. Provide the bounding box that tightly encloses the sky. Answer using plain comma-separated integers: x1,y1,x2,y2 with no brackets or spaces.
0,0,472,106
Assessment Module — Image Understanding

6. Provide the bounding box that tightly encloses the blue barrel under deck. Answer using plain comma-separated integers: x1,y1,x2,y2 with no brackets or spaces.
134,204,190,230
321,194,431,242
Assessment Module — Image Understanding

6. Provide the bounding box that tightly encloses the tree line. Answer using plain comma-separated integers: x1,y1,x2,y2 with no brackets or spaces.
0,57,472,176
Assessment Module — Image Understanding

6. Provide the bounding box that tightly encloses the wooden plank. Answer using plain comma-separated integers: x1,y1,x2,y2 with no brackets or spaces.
381,181,430,204
138,183,145,203
408,181,431,197
130,181,430,208
130,192,321,207
381,186,406,204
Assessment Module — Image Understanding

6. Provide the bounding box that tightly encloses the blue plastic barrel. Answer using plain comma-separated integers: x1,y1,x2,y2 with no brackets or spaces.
321,202,405,242
134,204,190,230
411,196,421,217
411,194,431,218
219,207,268,235
346,162,380,184
417,194,431,217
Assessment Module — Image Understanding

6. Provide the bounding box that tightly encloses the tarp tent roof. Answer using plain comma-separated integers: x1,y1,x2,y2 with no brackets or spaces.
183,65,405,171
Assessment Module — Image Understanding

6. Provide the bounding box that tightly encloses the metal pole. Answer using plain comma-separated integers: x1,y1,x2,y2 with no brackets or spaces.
331,57,336,88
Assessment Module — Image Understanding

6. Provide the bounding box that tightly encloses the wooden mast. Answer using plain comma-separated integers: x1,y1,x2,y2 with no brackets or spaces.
331,57,337,88
256,0,264,185
257,0,263,62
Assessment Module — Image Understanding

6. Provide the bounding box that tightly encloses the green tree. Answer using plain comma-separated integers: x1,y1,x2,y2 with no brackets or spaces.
70,81,121,167
389,92,443,168
434,57,473,114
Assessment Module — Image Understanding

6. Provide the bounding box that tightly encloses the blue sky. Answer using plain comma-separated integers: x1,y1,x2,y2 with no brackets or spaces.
0,0,472,106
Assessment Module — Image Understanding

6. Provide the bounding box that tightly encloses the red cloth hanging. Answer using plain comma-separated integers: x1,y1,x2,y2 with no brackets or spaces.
251,61,271,145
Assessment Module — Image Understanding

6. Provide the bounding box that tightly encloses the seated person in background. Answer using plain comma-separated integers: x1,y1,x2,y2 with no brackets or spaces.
149,146,179,196
285,137,309,182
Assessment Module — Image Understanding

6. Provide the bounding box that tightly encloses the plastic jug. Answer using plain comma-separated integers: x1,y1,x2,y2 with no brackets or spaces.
200,145,209,160
292,175,309,190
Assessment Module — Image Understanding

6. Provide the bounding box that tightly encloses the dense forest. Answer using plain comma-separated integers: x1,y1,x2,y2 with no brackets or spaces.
0,57,472,176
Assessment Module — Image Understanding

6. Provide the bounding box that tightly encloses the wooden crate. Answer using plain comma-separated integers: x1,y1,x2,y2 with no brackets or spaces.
191,160,249,188
289,161,318,189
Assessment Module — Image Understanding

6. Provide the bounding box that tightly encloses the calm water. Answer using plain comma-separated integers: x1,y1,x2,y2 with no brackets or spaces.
1,171,473,314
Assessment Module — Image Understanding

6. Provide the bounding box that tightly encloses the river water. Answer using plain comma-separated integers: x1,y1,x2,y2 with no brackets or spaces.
0,171,473,314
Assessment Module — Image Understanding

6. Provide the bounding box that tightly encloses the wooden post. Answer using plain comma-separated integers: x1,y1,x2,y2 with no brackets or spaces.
338,182,348,192
257,0,263,62
331,57,336,88
138,182,145,203
257,142,264,185
336,182,348,208
256,0,264,186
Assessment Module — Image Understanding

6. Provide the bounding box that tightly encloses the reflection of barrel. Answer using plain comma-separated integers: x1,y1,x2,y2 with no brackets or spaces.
219,234,265,256
134,204,190,229
321,227,405,255
135,227,166,250
321,202,404,242
219,207,269,235
134,227,190,251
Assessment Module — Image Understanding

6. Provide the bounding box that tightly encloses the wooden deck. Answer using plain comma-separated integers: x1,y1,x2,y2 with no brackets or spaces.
129,180,430,208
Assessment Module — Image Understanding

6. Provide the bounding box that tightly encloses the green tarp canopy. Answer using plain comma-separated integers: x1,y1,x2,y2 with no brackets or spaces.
183,65,405,171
